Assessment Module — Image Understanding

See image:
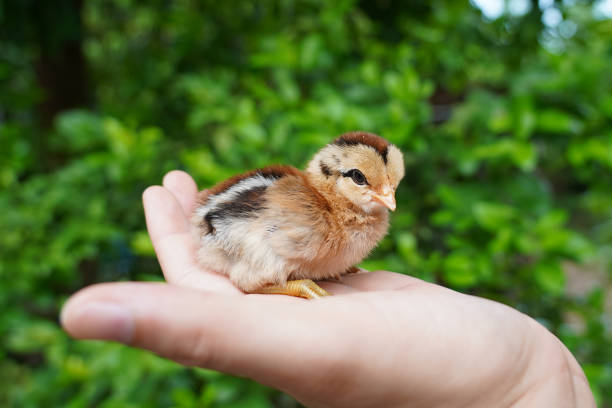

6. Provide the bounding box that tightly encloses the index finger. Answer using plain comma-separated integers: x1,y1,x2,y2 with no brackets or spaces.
143,185,240,294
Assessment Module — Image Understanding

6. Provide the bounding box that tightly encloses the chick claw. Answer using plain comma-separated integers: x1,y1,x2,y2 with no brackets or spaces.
254,279,330,299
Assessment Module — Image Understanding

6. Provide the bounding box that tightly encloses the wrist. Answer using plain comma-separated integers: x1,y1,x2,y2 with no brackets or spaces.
511,319,595,408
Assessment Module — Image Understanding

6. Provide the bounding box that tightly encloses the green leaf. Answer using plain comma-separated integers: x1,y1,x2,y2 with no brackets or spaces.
473,202,516,230
472,139,536,170
443,252,478,288
536,109,583,134
534,261,565,295
55,110,105,152
130,231,155,256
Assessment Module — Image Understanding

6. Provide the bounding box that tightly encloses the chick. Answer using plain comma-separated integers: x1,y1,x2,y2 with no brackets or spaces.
192,132,404,299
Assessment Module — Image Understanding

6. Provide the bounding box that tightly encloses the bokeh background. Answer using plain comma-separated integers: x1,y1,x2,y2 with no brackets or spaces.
1,0,612,406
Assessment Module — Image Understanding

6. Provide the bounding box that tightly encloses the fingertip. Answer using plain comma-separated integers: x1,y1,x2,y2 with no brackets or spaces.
60,283,169,338
60,284,97,326
59,284,107,333
143,185,181,216
142,185,165,204
143,186,182,228
60,283,141,343
60,282,121,324
60,296,75,333
162,170,195,187
162,170,199,215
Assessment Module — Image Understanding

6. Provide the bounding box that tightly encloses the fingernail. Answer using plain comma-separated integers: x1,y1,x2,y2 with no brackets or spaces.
62,302,134,343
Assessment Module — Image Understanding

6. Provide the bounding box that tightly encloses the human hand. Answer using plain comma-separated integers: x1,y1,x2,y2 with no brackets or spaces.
61,171,595,408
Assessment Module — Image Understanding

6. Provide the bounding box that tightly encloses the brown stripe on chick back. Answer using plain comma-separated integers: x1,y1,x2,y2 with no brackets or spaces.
198,165,302,207
204,185,268,234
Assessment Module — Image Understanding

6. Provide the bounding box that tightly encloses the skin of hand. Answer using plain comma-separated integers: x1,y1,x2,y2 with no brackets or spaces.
61,171,595,408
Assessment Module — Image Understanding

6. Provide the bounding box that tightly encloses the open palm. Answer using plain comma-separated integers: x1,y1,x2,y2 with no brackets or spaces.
61,171,594,408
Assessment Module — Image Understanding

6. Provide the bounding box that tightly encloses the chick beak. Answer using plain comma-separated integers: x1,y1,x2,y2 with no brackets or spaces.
371,190,396,211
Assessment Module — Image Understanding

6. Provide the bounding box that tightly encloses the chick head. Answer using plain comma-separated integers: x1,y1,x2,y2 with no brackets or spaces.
307,132,405,212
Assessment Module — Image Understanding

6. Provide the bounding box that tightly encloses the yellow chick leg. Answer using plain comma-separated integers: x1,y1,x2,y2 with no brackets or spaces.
254,279,330,299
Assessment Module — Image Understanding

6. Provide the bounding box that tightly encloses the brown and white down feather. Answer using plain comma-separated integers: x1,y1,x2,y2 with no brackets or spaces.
192,132,404,292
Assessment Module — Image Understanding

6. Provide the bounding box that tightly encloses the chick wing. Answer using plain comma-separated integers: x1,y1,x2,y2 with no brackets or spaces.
192,166,335,291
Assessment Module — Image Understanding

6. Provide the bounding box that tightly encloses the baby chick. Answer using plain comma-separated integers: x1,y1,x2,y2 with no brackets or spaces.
192,132,404,299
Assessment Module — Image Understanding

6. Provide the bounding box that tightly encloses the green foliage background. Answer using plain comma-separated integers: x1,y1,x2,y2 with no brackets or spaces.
1,0,612,406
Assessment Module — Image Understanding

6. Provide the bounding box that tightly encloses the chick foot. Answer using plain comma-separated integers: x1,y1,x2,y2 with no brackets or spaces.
254,279,330,299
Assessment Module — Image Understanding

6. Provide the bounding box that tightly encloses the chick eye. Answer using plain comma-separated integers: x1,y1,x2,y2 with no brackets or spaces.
343,169,368,186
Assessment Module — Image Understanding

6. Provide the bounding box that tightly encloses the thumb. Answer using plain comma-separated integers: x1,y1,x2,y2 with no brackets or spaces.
60,282,342,386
